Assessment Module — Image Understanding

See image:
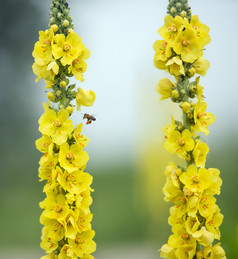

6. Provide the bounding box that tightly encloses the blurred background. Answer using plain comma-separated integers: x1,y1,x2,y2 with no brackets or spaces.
0,0,238,258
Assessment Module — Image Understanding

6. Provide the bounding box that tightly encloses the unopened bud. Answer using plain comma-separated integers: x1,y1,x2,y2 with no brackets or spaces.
172,90,179,99
57,12,62,19
181,102,191,113
185,153,191,161
181,89,186,95
63,20,69,27
56,90,61,97
47,92,54,101
180,11,187,17
170,7,177,14
188,67,196,77
66,106,74,115
177,125,183,132
60,81,67,88
176,3,181,8
51,24,58,32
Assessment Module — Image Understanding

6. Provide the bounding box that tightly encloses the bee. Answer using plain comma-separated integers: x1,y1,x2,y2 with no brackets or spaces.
83,113,96,125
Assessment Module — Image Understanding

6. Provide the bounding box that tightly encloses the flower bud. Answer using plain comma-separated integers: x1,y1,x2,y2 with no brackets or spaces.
188,67,196,77
181,89,186,95
172,90,179,99
181,102,191,113
176,3,181,8
170,7,177,14
51,24,58,32
57,12,62,19
60,81,67,88
56,90,61,97
47,92,54,101
180,11,187,17
66,106,73,115
64,9,69,15
63,20,69,27
196,251,203,259
156,78,173,101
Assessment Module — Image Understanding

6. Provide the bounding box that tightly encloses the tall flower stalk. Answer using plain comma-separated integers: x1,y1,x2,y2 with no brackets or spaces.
32,0,96,258
153,0,226,258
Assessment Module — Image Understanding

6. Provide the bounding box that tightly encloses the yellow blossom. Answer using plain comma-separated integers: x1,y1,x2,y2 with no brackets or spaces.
58,142,89,173
181,102,191,113
192,140,209,168
199,195,217,218
52,31,84,66
166,56,185,76
204,168,222,196
193,101,216,135
76,88,96,110
193,57,210,76
68,230,96,257
203,243,226,259
160,244,177,259
35,135,53,153
156,78,173,101
58,244,77,259
205,206,223,239
158,15,186,46
39,103,74,145
73,124,90,147
173,27,203,63
40,227,58,253
192,226,214,246
164,129,194,158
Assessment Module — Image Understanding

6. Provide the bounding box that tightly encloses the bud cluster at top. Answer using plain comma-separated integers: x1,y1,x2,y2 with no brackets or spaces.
167,0,191,20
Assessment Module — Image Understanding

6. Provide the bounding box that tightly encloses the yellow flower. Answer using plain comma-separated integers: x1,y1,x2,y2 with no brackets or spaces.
158,15,186,46
58,244,77,259
153,40,172,70
163,115,175,139
179,165,212,192
156,78,173,101
39,103,74,145
32,62,55,83
203,243,226,259
42,193,70,220
204,168,222,196
192,140,209,168
43,166,62,193
192,226,214,246
58,142,89,173
164,129,194,158
166,56,185,76
171,195,187,218
73,124,90,147
199,195,217,218
40,227,58,253
173,27,203,63
205,206,223,239
60,210,78,239
52,31,83,66
193,57,210,76
68,230,96,257
76,88,96,111
40,253,57,259
35,135,53,153
68,47,90,82
160,244,177,259
57,170,92,194
168,206,185,232
185,216,200,234
32,28,54,66
190,15,211,47
40,214,65,242
193,101,216,135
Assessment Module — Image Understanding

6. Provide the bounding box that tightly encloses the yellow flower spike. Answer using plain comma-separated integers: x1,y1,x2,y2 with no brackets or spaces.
166,56,185,76
192,140,209,168
58,142,89,173
39,103,74,145
156,78,173,101
76,88,96,110
192,226,214,246
181,102,191,113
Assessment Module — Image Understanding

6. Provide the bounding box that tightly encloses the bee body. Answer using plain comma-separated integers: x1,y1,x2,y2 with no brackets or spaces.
83,113,96,125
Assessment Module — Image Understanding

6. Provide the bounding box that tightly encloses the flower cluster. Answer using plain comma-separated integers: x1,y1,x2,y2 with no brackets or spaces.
153,1,226,258
33,0,96,258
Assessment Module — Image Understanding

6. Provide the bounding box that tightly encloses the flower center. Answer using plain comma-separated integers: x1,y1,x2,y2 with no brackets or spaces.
197,112,206,118
43,39,50,45
66,153,75,161
178,138,185,146
192,175,200,183
55,205,63,213
168,25,177,32
208,220,214,225
53,120,61,127
63,43,72,51
73,58,80,65
162,42,167,48
182,40,190,46
178,197,186,204
181,233,189,240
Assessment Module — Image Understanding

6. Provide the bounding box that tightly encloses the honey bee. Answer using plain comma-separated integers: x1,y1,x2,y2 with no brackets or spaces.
83,113,96,125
